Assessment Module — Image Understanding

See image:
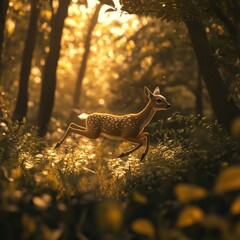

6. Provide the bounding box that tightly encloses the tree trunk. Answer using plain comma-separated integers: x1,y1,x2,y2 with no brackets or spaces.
185,19,240,130
71,4,101,116
195,68,203,117
0,0,9,85
38,0,71,136
12,0,40,122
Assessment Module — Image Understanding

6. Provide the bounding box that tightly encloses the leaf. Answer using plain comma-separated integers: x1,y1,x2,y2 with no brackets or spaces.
131,218,155,238
174,183,207,203
231,195,240,215
11,168,22,179
132,191,148,204
33,194,52,209
41,10,52,20
214,165,240,194
96,201,123,232
177,206,204,227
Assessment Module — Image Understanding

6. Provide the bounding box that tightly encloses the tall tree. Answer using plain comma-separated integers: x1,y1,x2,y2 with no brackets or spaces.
182,0,240,130
38,0,71,136
0,0,9,85
71,4,101,115
12,0,40,122
185,18,240,129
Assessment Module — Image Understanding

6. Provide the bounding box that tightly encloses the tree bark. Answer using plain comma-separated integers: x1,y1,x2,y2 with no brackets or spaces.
185,19,240,130
38,0,71,136
72,4,101,114
0,0,9,85
195,68,203,117
12,0,40,122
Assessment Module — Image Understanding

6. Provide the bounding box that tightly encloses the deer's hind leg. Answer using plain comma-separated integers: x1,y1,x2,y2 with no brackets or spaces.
54,122,98,149
69,123,86,130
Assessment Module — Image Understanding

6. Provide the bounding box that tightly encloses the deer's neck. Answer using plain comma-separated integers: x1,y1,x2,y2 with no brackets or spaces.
138,101,156,129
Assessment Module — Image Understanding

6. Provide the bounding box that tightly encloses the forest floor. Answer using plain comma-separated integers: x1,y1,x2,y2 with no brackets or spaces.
1,113,240,240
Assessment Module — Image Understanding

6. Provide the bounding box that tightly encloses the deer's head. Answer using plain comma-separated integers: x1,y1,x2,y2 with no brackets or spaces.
144,86,170,110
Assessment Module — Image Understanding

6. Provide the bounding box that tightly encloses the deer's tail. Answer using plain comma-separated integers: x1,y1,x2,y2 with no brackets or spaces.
78,113,89,120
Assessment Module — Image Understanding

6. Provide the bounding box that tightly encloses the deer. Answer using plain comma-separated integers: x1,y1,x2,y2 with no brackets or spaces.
54,86,170,160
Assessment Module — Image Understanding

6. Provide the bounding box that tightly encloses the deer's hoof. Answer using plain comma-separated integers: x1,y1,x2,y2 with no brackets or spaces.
117,152,125,158
140,153,147,161
54,142,60,149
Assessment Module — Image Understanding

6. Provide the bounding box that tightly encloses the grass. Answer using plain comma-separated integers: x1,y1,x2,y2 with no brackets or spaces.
1,109,240,239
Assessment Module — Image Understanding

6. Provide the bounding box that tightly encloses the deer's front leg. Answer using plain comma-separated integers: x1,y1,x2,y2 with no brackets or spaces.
118,132,150,160
117,137,143,158
139,132,149,161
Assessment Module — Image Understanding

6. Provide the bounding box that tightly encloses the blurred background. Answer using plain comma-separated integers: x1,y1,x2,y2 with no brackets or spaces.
1,0,222,135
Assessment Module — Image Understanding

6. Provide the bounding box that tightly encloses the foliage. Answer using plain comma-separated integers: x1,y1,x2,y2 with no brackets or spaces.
107,19,206,116
100,0,240,115
1,107,240,239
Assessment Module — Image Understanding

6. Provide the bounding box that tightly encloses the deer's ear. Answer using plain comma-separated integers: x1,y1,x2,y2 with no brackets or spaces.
144,86,153,99
153,86,160,95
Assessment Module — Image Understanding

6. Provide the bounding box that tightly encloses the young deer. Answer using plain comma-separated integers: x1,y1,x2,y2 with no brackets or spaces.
55,87,170,160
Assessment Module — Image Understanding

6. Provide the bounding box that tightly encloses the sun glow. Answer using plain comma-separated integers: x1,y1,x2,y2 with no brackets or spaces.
99,5,132,23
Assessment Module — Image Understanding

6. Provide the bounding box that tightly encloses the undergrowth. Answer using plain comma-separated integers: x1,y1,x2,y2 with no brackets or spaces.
1,106,240,239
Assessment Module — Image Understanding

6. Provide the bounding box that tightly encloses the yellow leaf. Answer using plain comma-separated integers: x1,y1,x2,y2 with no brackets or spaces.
126,40,135,50
214,165,240,194
131,218,155,238
96,201,123,232
161,40,170,48
6,19,15,35
174,183,207,203
132,191,148,204
177,206,204,227
11,168,22,179
33,194,52,209
231,195,240,215
41,10,52,20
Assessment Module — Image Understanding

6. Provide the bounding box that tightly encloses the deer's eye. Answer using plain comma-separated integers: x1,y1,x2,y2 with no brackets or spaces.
156,99,162,104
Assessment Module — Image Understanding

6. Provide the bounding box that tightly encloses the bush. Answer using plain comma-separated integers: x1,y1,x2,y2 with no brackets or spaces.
1,111,240,240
